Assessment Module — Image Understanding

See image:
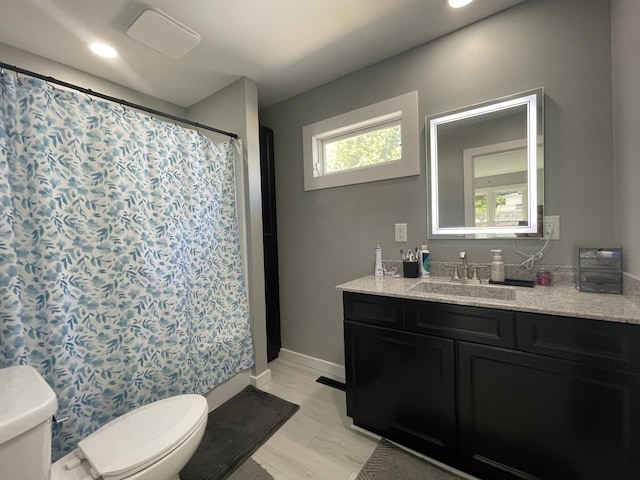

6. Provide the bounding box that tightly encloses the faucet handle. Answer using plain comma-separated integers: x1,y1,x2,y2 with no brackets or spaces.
472,265,490,283
452,266,461,280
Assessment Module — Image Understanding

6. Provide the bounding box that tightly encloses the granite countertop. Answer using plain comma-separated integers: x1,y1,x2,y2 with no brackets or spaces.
336,275,640,326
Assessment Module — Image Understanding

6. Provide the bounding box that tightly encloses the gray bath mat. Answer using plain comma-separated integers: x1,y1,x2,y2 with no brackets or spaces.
180,385,298,480
227,458,274,480
357,439,464,480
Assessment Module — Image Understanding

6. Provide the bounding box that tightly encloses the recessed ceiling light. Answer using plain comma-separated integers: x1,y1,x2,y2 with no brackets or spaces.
89,42,118,59
448,0,473,8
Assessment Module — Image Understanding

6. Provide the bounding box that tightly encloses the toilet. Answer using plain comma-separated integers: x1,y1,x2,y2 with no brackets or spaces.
0,365,208,480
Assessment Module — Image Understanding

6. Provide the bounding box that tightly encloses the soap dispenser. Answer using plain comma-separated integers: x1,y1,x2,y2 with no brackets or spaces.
374,244,384,277
490,249,505,283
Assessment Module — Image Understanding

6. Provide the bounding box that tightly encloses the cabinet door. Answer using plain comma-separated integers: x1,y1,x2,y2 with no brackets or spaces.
458,342,640,480
344,320,456,460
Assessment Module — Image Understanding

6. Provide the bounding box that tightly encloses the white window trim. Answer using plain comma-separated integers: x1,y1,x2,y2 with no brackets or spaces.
302,91,419,191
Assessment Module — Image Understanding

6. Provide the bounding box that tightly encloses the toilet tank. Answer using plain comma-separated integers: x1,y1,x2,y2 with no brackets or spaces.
0,365,58,480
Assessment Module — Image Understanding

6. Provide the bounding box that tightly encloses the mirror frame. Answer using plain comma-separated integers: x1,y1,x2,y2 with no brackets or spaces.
427,88,544,238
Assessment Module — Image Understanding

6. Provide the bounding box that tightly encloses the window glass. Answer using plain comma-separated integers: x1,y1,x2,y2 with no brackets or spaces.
321,122,401,175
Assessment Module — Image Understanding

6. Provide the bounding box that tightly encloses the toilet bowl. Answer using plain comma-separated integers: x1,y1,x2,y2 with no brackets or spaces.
0,365,208,480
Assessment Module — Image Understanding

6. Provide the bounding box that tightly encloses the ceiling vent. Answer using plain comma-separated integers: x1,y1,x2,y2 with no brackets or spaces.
127,8,200,59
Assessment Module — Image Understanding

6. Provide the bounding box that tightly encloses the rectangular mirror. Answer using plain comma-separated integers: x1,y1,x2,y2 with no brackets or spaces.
427,88,544,239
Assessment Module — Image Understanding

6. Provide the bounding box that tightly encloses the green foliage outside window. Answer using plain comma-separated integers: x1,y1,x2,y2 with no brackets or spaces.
324,125,401,173
475,193,507,224
475,194,488,223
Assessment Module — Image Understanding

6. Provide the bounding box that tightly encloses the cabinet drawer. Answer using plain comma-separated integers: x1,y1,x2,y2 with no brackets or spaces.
517,313,640,372
577,269,622,294
343,292,404,328
405,300,516,347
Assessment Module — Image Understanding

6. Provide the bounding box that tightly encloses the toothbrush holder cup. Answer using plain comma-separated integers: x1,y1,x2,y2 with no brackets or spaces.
403,261,419,278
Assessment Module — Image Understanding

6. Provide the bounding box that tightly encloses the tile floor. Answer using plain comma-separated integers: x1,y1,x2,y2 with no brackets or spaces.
251,358,378,480
252,358,480,480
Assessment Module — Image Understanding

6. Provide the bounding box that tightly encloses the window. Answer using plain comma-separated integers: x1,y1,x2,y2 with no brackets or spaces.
462,138,543,232
303,91,418,191
474,184,527,227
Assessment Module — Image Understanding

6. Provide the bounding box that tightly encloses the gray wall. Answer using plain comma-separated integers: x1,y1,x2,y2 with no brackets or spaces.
612,0,640,277
259,0,615,366
0,42,185,116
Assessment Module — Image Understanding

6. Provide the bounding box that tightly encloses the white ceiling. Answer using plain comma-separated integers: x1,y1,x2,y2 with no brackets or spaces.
0,0,527,109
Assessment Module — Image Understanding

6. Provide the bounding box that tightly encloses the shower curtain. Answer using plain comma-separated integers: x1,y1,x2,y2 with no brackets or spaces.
0,71,254,459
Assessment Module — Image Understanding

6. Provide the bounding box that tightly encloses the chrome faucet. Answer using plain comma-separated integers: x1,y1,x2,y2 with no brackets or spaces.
459,251,470,280
451,252,482,283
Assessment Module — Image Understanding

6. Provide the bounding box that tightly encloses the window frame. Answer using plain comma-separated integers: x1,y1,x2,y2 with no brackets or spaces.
303,91,419,191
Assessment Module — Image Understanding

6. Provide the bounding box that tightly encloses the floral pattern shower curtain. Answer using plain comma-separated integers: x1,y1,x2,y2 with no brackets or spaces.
0,71,254,459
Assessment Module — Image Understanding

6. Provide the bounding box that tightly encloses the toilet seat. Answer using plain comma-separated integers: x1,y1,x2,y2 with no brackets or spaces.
76,394,208,480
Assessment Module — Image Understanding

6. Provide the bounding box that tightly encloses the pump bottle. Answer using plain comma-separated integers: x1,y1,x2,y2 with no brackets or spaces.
375,244,384,277
490,249,505,283
419,245,430,278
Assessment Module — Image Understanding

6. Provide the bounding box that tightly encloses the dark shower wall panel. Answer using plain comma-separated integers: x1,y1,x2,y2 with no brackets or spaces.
259,125,281,362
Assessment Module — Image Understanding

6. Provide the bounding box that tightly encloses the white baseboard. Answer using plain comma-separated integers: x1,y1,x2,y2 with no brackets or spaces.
278,348,345,381
250,368,272,388
204,369,250,411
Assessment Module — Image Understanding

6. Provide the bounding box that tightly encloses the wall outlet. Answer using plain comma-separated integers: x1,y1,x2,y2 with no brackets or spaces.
395,223,408,242
543,215,560,240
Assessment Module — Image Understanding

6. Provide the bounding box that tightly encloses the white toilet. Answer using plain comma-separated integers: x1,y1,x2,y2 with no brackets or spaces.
0,365,209,480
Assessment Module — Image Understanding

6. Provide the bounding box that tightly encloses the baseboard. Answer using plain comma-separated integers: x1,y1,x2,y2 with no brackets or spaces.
204,369,251,411
250,368,272,388
278,348,345,381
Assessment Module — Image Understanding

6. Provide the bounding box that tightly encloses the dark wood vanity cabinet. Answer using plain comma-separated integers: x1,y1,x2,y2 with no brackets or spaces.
459,342,640,479
345,321,456,460
343,292,640,480
344,292,456,459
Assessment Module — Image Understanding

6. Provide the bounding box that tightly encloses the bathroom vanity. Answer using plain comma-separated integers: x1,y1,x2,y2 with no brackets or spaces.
338,276,640,480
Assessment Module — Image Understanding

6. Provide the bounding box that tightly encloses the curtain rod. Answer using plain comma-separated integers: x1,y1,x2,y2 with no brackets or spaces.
0,61,239,139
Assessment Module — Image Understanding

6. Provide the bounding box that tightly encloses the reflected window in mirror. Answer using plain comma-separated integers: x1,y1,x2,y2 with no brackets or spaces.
427,88,544,239
464,137,543,235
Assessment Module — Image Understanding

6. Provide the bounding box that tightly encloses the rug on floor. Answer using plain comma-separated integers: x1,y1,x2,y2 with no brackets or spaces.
180,385,299,480
356,439,465,480
227,458,274,480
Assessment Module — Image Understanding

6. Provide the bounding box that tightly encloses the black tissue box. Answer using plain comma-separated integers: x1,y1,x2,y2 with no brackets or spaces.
403,262,419,278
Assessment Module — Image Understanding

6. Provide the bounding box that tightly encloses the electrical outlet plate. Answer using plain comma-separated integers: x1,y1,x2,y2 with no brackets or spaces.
543,215,560,240
395,223,408,242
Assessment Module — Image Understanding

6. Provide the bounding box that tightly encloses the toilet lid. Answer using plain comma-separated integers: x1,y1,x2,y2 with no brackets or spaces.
78,394,207,480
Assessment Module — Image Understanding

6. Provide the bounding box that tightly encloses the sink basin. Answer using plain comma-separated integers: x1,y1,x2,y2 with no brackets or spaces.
408,280,516,301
